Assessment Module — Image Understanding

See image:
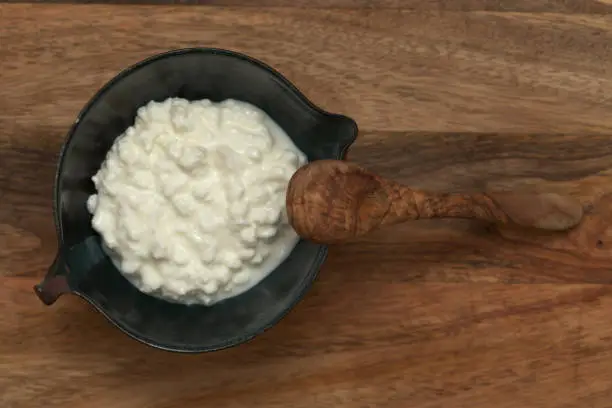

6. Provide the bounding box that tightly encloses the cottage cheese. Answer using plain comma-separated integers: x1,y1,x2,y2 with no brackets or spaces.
87,98,307,305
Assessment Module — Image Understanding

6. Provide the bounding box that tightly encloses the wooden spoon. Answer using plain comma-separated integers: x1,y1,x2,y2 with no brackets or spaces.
286,159,584,244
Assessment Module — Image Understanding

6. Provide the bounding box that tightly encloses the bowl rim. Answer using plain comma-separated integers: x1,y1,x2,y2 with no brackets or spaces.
52,47,358,353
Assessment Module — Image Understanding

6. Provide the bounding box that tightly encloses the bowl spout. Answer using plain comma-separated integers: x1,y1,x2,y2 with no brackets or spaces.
34,236,106,305
34,253,71,305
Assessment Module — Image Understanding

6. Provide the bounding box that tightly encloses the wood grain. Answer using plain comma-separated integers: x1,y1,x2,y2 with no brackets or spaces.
5,0,612,14
5,6,612,137
2,278,612,408
3,3,612,408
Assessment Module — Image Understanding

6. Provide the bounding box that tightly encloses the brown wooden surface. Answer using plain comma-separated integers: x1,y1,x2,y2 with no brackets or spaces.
4,0,612,13
3,3,612,407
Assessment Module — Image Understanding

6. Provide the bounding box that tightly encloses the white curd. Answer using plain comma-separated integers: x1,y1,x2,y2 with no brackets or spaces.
87,98,307,305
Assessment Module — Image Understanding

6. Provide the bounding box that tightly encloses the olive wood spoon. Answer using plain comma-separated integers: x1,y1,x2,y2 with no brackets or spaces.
286,159,584,244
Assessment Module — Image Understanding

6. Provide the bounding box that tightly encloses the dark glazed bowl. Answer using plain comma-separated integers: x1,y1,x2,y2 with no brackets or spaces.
34,48,358,353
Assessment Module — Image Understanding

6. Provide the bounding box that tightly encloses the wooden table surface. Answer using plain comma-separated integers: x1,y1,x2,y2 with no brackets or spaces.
3,1,612,407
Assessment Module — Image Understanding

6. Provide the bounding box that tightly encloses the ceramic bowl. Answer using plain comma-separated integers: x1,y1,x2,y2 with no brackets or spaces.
34,48,358,352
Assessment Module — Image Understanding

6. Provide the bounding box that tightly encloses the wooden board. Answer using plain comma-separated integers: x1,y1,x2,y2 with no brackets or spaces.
2,3,612,407
4,0,612,13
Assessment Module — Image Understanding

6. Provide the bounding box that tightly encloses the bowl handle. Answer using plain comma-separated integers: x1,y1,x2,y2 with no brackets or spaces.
34,252,71,306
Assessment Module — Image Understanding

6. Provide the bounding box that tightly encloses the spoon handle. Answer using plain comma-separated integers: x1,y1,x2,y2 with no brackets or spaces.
393,188,584,231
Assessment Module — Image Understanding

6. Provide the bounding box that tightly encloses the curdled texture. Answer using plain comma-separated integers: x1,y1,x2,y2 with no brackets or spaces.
87,98,307,305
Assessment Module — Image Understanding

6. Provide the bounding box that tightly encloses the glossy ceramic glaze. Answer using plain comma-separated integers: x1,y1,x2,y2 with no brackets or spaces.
34,48,358,352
